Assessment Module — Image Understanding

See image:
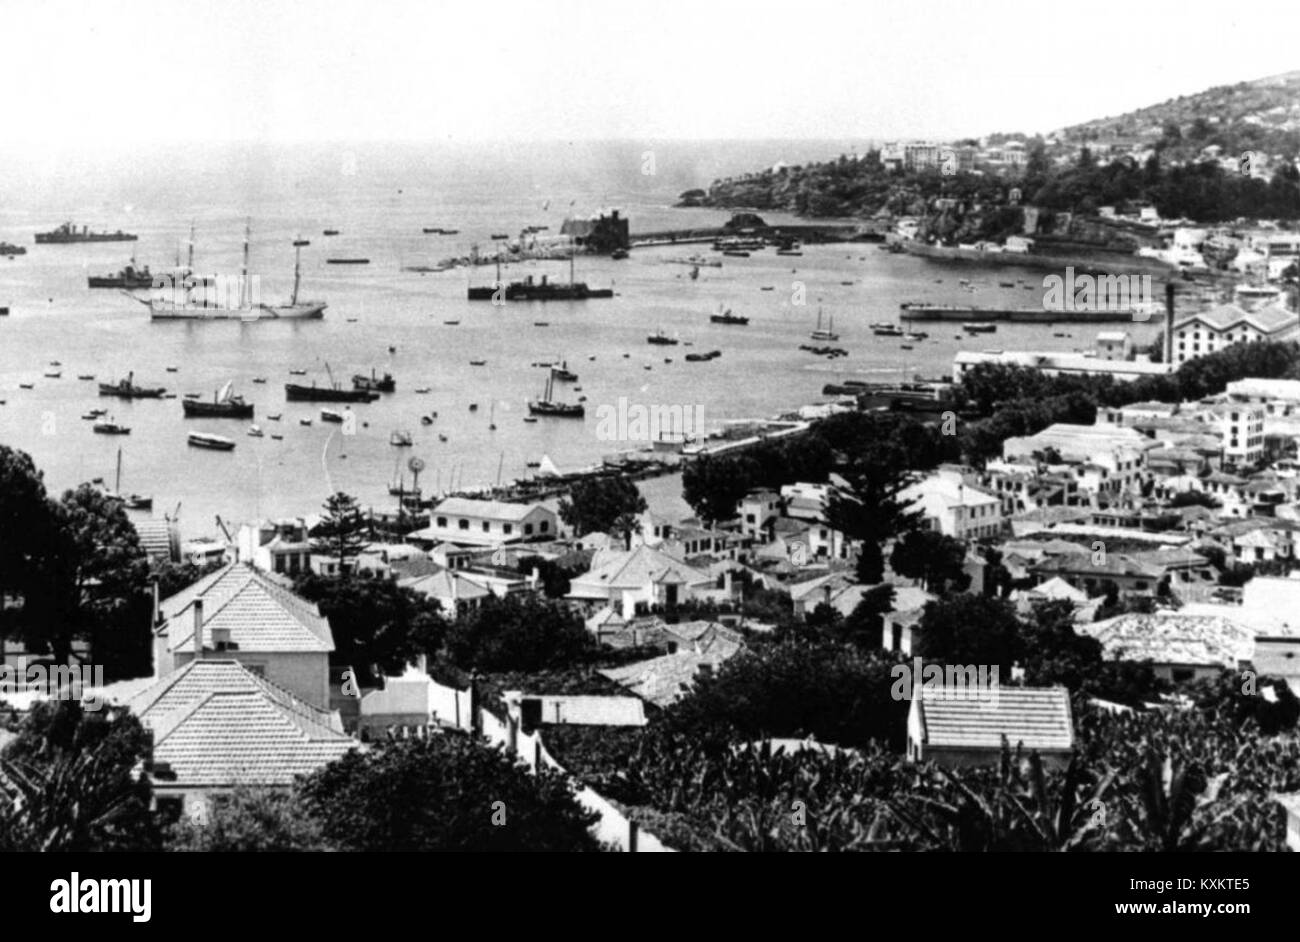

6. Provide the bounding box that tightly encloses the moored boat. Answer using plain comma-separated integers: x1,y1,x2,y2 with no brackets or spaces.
188,431,236,451
99,371,165,399
183,381,254,418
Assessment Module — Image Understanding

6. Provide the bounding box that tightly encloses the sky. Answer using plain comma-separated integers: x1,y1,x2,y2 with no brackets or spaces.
5,0,1298,146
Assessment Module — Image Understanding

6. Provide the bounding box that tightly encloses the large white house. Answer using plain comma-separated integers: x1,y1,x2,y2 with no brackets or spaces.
899,469,1003,540
408,497,557,548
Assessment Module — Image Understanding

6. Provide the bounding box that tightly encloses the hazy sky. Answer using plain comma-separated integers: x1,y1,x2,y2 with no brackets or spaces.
7,0,1298,146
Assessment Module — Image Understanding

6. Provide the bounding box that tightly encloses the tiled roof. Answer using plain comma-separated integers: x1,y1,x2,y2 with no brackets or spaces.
1080,612,1253,668
1174,303,1298,334
160,563,333,654
916,686,1073,752
569,544,712,595
128,660,354,788
600,650,735,708
399,568,492,602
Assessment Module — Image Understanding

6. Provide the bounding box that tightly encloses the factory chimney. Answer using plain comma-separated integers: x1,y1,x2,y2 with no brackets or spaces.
1164,282,1176,365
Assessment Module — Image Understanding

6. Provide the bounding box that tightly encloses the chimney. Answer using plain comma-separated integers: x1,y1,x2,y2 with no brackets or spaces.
151,579,161,628
1164,282,1175,365
192,599,204,660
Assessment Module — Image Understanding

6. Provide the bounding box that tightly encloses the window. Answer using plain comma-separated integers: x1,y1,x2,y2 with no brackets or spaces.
503,524,513,535
540,521,549,533
1171,668,1195,683
156,797,184,824
525,523,534,535
458,519,469,530
437,516,447,527
482,521,490,532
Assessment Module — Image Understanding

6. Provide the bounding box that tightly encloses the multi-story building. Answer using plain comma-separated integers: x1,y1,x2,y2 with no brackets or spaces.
1170,303,1300,366
1210,404,1265,467
898,469,1003,540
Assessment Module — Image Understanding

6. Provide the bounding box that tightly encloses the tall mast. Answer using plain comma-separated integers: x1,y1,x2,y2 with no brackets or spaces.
570,251,575,288
241,219,251,308
115,448,122,494
187,222,195,272
291,242,301,306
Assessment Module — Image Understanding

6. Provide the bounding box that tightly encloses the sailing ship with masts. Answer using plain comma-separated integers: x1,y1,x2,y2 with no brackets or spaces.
104,448,152,510
528,369,584,418
140,221,326,320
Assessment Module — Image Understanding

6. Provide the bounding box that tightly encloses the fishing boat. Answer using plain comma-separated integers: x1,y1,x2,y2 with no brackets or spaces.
43,368,61,378
252,377,267,384
420,416,433,426
271,434,284,440
414,387,431,394
390,430,413,447
299,418,313,427
320,409,347,423
286,363,380,402
99,371,165,399
103,448,152,510
872,324,904,337
469,359,487,366
444,320,460,325
141,223,326,320
247,425,264,437
810,307,839,341
523,416,538,424
722,250,750,258
647,330,678,345
293,238,310,247
552,361,578,382
93,419,130,435
267,413,282,421
528,371,584,418
323,229,340,236
77,374,95,381
963,322,997,333
183,381,254,418
352,369,396,393
188,431,236,451
903,331,928,341
18,383,34,389
710,307,749,325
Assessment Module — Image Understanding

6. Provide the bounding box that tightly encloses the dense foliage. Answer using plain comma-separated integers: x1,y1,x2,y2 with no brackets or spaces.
0,701,159,852
293,571,446,685
297,733,602,851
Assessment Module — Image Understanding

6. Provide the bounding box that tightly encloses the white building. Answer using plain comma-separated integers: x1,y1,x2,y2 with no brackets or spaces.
1171,303,1300,366
898,469,1003,540
1211,404,1265,467
410,498,556,548
1002,423,1154,498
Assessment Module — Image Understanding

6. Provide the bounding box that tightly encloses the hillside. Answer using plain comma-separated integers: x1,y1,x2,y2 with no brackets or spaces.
1055,70,1300,160
693,70,1300,224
